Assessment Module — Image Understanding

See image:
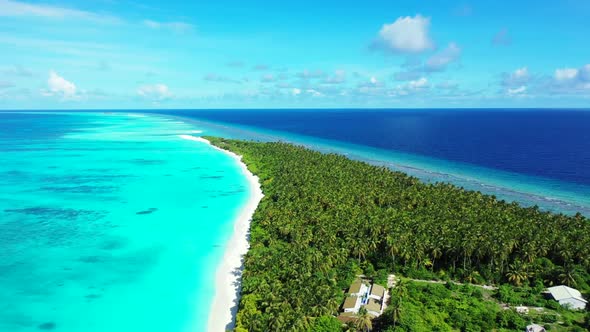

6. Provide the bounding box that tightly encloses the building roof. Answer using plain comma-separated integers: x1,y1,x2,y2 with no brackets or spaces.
363,299,382,313
526,324,545,332
337,312,357,323
370,284,386,298
547,285,587,303
343,296,358,309
348,280,362,294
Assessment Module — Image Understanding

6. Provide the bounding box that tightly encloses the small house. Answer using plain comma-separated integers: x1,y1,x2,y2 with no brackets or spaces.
342,296,360,313
348,279,369,297
362,298,383,317
525,324,546,332
340,279,389,318
547,285,587,310
369,283,386,301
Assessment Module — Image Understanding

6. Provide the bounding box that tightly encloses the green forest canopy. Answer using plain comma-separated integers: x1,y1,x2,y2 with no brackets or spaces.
206,137,590,331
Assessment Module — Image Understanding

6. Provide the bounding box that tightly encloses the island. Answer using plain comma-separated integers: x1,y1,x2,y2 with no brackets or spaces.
206,137,590,332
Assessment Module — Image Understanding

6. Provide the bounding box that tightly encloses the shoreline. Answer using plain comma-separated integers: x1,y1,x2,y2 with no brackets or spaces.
168,114,590,216
178,135,264,332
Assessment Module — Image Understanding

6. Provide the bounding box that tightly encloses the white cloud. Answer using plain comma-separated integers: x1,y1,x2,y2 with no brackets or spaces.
143,20,193,33
393,77,430,96
500,68,532,96
137,83,171,100
555,68,579,81
373,15,434,53
0,0,120,23
502,67,530,87
408,77,429,89
288,87,325,97
306,89,323,97
43,70,77,99
425,42,461,71
498,64,590,96
549,64,590,93
507,86,526,95
357,76,384,90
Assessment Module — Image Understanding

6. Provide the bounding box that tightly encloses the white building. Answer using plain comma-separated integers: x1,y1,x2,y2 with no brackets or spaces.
342,296,361,313
547,285,587,310
348,280,369,297
525,324,545,332
341,279,388,317
363,299,382,317
368,284,386,301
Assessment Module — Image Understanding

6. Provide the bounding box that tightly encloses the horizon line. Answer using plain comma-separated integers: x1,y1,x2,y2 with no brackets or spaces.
1,107,590,112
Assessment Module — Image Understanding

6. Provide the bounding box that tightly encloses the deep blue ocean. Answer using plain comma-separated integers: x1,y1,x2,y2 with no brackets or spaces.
144,109,590,216
158,109,590,186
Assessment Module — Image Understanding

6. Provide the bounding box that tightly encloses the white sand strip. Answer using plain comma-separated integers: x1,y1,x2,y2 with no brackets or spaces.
179,135,264,332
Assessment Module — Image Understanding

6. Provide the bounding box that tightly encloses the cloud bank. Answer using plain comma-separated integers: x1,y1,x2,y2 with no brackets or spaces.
42,71,77,99
373,15,434,53
137,83,171,100
426,42,461,71
0,0,120,23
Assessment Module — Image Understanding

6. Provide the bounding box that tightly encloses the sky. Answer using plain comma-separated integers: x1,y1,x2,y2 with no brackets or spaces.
0,0,589,109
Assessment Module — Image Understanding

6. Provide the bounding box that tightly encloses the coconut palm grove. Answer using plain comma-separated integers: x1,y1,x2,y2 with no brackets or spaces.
207,137,590,331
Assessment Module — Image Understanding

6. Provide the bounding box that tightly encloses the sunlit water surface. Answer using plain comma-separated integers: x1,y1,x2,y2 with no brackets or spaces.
0,112,250,332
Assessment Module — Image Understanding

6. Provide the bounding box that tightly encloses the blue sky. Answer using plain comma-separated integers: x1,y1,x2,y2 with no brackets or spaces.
0,0,589,109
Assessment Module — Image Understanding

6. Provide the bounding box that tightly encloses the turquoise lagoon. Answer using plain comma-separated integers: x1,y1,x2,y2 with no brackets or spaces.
0,112,251,331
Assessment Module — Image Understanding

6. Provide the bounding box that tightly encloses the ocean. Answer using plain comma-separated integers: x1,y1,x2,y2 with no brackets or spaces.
153,109,590,216
1,109,589,331
0,112,251,331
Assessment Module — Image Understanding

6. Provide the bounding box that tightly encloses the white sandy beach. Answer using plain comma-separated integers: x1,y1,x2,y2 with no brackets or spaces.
179,135,264,332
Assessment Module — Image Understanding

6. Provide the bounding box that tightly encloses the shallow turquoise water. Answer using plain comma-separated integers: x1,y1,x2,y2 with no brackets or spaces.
0,112,250,331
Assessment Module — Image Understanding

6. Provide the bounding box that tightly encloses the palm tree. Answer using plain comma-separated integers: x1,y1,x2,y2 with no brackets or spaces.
431,246,443,271
208,137,590,331
558,265,578,287
506,261,530,286
390,280,408,328
392,280,408,303
386,234,399,271
355,307,373,332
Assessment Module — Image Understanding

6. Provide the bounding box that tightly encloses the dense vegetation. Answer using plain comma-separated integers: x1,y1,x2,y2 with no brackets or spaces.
206,137,590,331
376,281,588,332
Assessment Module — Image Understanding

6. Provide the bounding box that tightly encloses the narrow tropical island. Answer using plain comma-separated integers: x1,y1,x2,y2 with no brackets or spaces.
206,137,590,332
